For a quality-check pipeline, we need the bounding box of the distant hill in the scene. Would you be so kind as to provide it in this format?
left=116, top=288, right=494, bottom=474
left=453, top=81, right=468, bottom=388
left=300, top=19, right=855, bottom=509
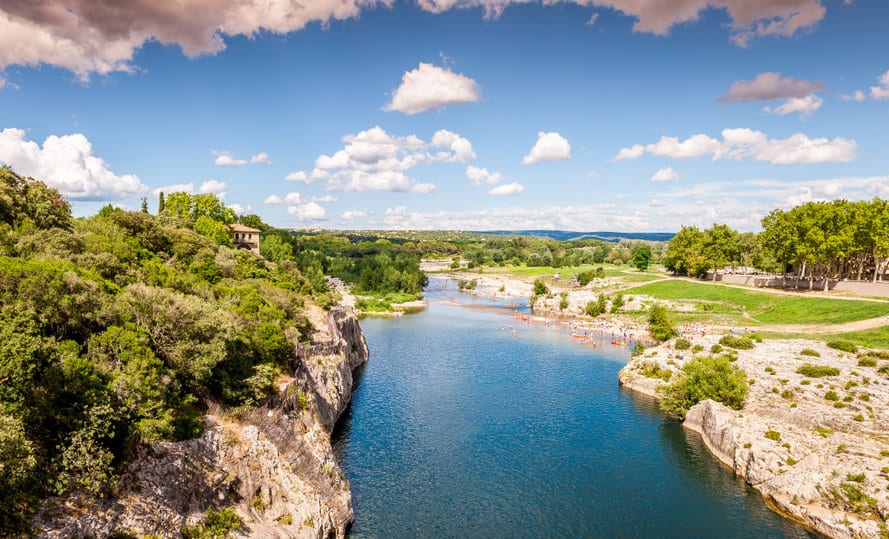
left=474, top=230, right=675, bottom=243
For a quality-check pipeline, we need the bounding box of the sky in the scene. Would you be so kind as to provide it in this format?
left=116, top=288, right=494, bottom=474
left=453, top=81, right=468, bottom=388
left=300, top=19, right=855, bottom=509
left=0, top=0, right=887, bottom=232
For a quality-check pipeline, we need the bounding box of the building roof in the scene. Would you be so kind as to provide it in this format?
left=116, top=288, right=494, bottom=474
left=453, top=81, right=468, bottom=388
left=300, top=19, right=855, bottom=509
left=229, top=224, right=261, bottom=233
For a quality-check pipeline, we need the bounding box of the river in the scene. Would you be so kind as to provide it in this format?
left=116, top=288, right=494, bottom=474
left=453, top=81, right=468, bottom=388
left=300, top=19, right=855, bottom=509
left=333, top=279, right=819, bottom=538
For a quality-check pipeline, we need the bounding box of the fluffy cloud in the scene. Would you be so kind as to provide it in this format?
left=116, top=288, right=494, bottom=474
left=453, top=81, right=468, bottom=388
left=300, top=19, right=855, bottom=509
left=488, top=182, right=524, bottom=196
left=213, top=151, right=246, bottom=167
left=615, top=128, right=857, bottom=165
left=227, top=203, right=251, bottom=215
left=614, top=144, right=644, bottom=161
left=522, top=131, right=571, bottom=164
left=466, top=165, right=502, bottom=185
left=842, top=90, right=867, bottom=102
left=384, top=62, right=481, bottom=115
left=0, top=127, right=146, bottom=199
left=267, top=191, right=327, bottom=220
left=341, top=209, right=370, bottom=221
left=250, top=152, right=271, bottom=165
left=417, top=1, right=826, bottom=45
left=286, top=125, right=473, bottom=193
left=0, top=0, right=390, bottom=80
left=311, top=194, right=338, bottom=203
left=199, top=179, right=226, bottom=197
left=651, top=167, right=680, bottom=182
left=720, top=72, right=824, bottom=102
left=0, top=0, right=831, bottom=79
left=870, top=70, right=889, bottom=100
left=153, top=183, right=194, bottom=195
left=763, top=95, right=823, bottom=117
left=288, top=201, right=326, bottom=220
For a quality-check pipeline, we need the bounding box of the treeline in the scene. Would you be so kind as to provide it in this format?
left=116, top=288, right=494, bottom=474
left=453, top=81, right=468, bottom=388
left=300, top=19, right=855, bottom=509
left=444, top=236, right=662, bottom=269
left=665, top=198, right=889, bottom=288
left=0, top=167, right=317, bottom=533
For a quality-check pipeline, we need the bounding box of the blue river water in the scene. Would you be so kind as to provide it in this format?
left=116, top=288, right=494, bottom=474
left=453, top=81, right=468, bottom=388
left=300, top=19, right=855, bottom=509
left=333, top=279, right=819, bottom=538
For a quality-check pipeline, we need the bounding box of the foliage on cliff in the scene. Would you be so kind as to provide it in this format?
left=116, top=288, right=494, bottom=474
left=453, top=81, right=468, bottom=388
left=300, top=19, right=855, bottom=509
left=658, top=355, right=749, bottom=419
left=0, top=167, right=315, bottom=533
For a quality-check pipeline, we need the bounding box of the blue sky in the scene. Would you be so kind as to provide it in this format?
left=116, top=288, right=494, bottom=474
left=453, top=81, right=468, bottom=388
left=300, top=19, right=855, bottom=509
left=1, top=0, right=887, bottom=231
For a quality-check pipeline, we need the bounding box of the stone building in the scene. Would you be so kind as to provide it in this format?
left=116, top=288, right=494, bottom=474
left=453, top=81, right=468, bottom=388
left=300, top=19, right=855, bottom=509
left=230, top=224, right=260, bottom=253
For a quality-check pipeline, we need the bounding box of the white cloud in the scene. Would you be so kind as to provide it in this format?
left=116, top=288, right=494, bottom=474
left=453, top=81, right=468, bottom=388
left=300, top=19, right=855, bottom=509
left=585, top=170, right=599, bottom=178
left=649, top=198, right=667, bottom=207
left=522, top=131, right=571, bottom=164
left=288, top=201, right=326, bottom=220
left=417, top=1, right=826, bottom=46
left=870, top=69, right=889, bottom=100
left=488, top=182, right=524, bottom=196
left=586, top=13, right=599, bottom=25
left=199, top=179, right=226, bottom=197
left=0, top=0, right=829, bottom=80
left=651, top=167, right=680, bottom=182
left=615, top=128, right=857, bottom=165
left=265, top=192, right=302, bottom=205
left=841, top=90, right=867, bottom=102
left=341, top=210, right=370, bottom=221
left=384, top=62, right=481, bottom=115
left=213, top=151, right=246, bottom=167
left=763, top=94, right=823, bottom=117
left=288, top=125, right=473, bottom=193
left=311, top=195, right=338, bottom=203
left=466, top=165, right=503, bottom=185
left=250, top=152, right=271, bottom=165
left=720, top=72, right=824, bottom=101
left=614, top=144, right=644, bottom=161
left=0, top=127, right=147, bottom=199
left=227, top=203, right=251, bottom=215
left=646, top=134, right=722, bottom=159
left=153, top=183, right=195, bottom=195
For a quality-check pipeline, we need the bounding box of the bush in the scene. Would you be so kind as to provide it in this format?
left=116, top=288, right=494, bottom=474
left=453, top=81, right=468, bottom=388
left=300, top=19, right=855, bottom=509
left=533, top=279, right=548, bottom=295
left=710, top=344, right=723, bottom=353
left=800, top=348, right=821, bottom=357
left=692, top=344, right=704, bottom=353
left=181, top=508, right=242, bottom=539
left=638, top=361, right=672, bottom=381
left=858, top=356, right=877, bottom=367
left=658, top=355, right=749, bottom=419
left=719, top=334, right=755, bottom=350
left=674, top=338, right=691, bottom=351
left=765, top=430, right=781, bottom=441
left=827, top=339, right=859, bottom=353
left=796, top=364, right=841, bottom=378
left=647, top=303, right=676, bottom=342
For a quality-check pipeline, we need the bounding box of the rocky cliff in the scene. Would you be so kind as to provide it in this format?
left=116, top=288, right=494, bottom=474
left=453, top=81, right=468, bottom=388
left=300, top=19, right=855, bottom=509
left=34, top=305, right=368, bottom=538
left=620, top=334, right=889, bottom=539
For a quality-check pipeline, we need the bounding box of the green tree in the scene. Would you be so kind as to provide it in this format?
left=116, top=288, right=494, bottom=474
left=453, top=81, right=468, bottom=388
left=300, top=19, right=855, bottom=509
left=647, top=303, right=676, bottom=342
left=194, top=215, right=233, bottom=246
left=659, top=355, right=749, bottom=419
left=260, top=234, right=294, bottom=263
left=664, top=225, right=704, bottom=276
left=702, top=224, right=738, bottom=280
left=157, top=191, right=166, bottom=214
left=631, top=244, right=652, bottom=271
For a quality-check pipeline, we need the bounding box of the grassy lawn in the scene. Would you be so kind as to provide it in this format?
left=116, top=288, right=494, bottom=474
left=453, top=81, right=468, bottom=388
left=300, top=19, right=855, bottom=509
left=619, top=272, right=665, bottom=283
left=630, top=279, right=889, bottom=325
left=837, top=326, right=889, bottom=350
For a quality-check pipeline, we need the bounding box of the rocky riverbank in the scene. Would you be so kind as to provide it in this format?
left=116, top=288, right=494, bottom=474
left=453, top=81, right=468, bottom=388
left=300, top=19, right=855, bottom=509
left=620, top=335, right=889, bottom=539
left=34, top=305, right=368, bottom=539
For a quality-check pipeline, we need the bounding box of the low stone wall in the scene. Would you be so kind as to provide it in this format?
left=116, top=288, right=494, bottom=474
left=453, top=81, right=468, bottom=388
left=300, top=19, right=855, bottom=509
left=709, top=273, right=889, bottom=297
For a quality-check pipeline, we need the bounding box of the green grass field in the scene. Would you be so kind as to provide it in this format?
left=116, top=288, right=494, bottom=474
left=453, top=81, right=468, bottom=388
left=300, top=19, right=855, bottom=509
left=629, top=280, right=889, bottom=325
left=837, top=326, right=889, bottom=349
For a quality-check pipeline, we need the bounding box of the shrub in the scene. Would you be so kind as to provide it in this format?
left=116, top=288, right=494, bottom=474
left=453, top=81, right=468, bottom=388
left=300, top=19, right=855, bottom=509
left=719, top=334, right=755, bottom=349
left=692, top=344, right=704, bottom=353
left=858, top=356, right=878, bottom=367
left=638, top=361, right=672, bottom=381
left=824, top=390, right=839, bottom=401
left=647, top=303, right=676, bottom=342
left=800, top=348, right=821, bottom=357
left=765, top=430, right=781, bottom=441
left=631, top=342, right=646, bottom=357
left=533, top=279, right=548, bottom=295
left=796, top=364, right=840, bottom=378
left=181, top=508, right=242, bottom=539
left=674, top=338, right=691, bottom=351
left=827, top=339, right=858, bottom=353
left=781, top=389, right=794, bottom=400
left=710, top=344, right=723, bottom=353
left=658, top=355, right=749, bottom=419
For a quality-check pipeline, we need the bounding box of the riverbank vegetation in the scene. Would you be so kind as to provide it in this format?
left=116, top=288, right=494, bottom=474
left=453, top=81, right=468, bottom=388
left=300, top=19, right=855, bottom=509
left=658, top=355, right=750, bottom=419
left=0, top=167, right=319, bottom=533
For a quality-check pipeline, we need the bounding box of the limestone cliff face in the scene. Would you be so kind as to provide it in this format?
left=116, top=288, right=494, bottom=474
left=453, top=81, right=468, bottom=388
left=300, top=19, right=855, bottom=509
left=34, top=306, right=368, bottom=539
left=620, top=335, right=889, bottom=539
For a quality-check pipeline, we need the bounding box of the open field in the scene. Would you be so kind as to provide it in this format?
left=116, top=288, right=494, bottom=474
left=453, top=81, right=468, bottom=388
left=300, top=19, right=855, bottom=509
left=629, top=280, right=889, bottom=325
left=837, top=326, right=889, bottom=349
